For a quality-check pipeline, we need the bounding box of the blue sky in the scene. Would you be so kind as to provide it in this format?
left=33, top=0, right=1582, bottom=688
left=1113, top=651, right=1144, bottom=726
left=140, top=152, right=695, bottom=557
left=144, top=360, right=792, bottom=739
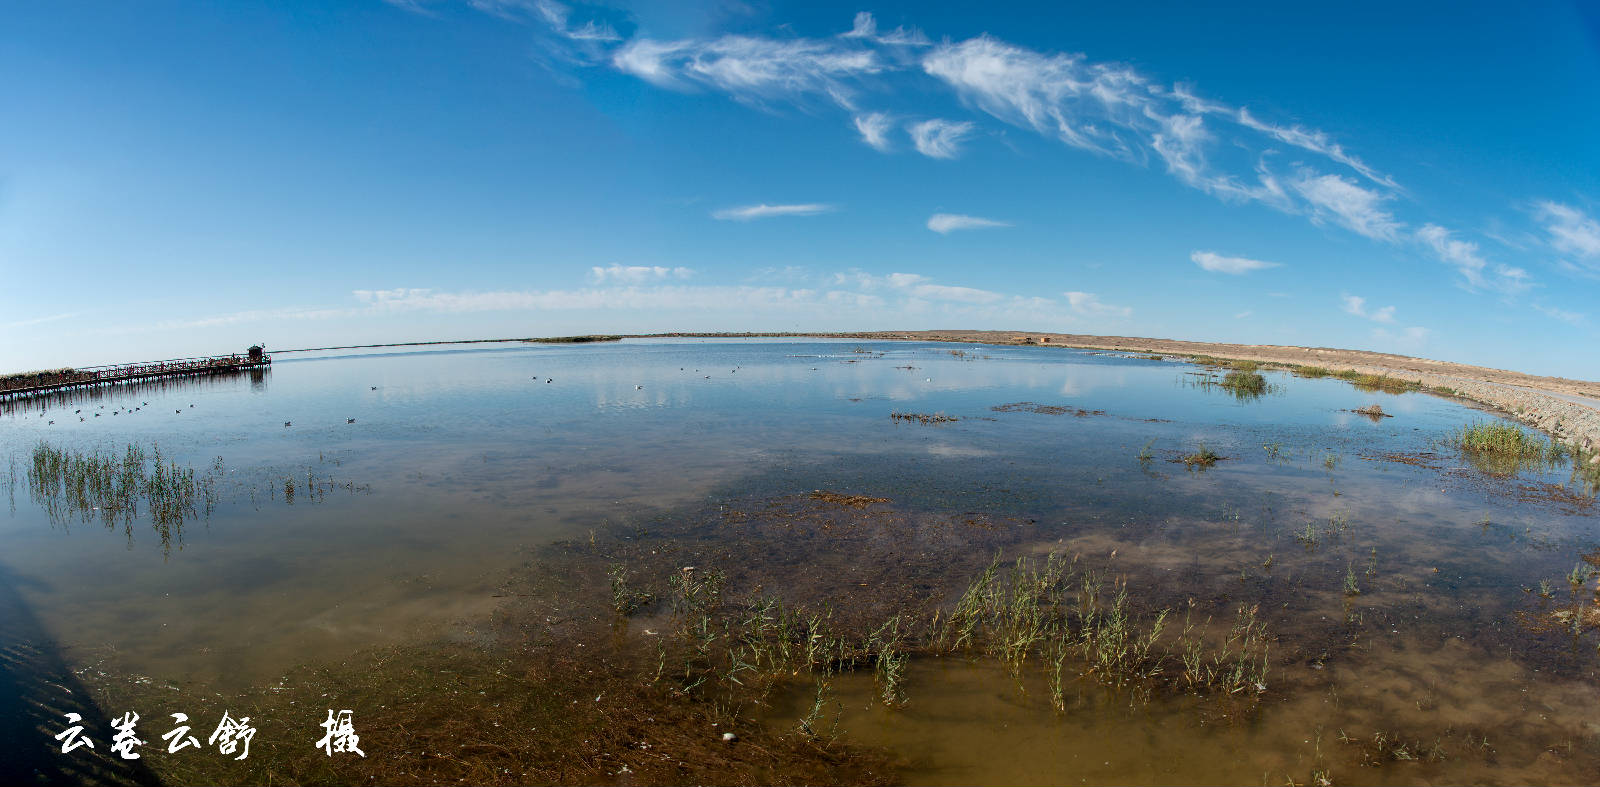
left=2, top=1, right=1598, bottom=376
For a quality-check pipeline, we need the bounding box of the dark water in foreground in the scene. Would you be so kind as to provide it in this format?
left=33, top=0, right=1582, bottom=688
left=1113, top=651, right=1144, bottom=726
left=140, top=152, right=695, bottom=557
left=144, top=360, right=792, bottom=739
left=2, top=339, right=1597, bottom=784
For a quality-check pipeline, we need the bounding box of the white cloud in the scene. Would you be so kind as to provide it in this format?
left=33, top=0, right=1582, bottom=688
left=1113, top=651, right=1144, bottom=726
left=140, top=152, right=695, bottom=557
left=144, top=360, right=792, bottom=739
left=1190, top=250, right=1280, bottom=275
left=908, top=119, right=975, bottom=159
left=1535, top=201, right=1600, bottom=272
left=1416, top=223, right=1487, bottom=287
left=711, top=203, right=834, bottom=220
left=853, top=112, right=894, bottom=152
left=1415, top=224, right=1531, bottom=294
left=611, top=34, right=880, bottom=108
left=830, top=270, right=1007, bottom=304
left=1533, top=303, right=1585, bottom=326
left=927, top=213, right=1010, bottom=234
left=1235, top=108, right=1397, bottom=190
left=589, top=264, right=693, bottom=284
left=1340, top=293, right=1396, bottom=324
left=1233, top=310, right=1252, bottom=319
left=3, top=311, right=81, bottom=330
left=432, top=8, right=1579, bottom=310
left=842, top=11, right=876, bottom=39
left=1292, top=172, right=1402, bottom=242
left=840, top=12, right=930, bottom=47
left=923, top=36, right=1142, bottom=158
left=1064, top=291, right=1132, bottom=318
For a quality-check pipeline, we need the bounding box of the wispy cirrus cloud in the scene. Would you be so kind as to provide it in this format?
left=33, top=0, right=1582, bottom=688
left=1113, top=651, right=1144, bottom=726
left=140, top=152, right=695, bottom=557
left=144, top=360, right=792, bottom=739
left=589, top=264, right=693, bottom=284
left=1292, top=172, right=1401, bottom=242
left=852, top=112, right=894, bottom=152
left=421, top=6, right=1570, bottom=306
left=1415, top=223, right=1530, bottom=294
left=611, top=34, right=880, bottom=109
left=1535, top=201, right=1600, bottom=274
left=927, top=213, right=1010, bottom=234
left=3, top=311, right=81, bottom=330
left=840, top=11, right=930, bottom=47
left=908, top=119, right=975, bottom=159
left=1533, top=303, right=1585, bottom=326
left=1190, top=250, right=1280, bottom=275
left=711, top=203, right=834, bottom=221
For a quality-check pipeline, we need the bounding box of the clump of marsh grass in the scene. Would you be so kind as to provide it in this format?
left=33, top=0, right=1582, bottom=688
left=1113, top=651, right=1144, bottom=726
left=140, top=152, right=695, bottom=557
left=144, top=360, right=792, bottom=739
left=1293, top=365, right=1331, bottom=378
left=1352, top=404, right=1392, bottom=420
left=1568, top=563, right=1594, bottom=589
left=1136, top=439, right=1155, bottom=465
left=27, top=441, right=223, bottom=554
left=1453, top=421, right=1566, bottom=476
left=936, top=554, right=1268, bottom=701
left=1346, top=373, right=1421, bottom=394
left=1220, top=371, right=1267, bottom=396
left=889, top=411, right=959, bottom=425
left=1344, top=564, right=1361, bottom=596
left=1177, top=444, right=1224, bottom=470
left=608, top=563, right=653, bottom=615
left=643, top=551, right=1272, bottom=719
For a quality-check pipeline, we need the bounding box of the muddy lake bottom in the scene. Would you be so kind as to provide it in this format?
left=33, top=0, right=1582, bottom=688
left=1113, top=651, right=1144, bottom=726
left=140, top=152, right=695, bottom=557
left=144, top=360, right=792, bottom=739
left=2, top=339, right=1598, bottom=785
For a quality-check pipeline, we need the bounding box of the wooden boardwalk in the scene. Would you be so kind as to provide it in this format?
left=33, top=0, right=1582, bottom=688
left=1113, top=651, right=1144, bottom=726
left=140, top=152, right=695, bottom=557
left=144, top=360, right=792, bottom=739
left=0, top=351, right=270, bottom=399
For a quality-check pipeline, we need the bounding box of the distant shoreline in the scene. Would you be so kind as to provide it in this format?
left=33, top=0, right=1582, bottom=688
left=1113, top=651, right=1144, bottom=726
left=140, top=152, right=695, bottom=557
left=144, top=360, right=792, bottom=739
left=15, top=330, right=1599, bottom=457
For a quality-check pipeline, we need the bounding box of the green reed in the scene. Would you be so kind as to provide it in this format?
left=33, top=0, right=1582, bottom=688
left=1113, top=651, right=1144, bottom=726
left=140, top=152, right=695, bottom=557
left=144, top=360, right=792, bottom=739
left=27, top=440, right=222, bottom=555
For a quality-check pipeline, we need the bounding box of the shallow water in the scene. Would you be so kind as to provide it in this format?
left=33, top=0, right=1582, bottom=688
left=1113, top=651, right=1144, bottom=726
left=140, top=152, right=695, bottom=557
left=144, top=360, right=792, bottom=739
left=2, top=339, right=1597, bottom=782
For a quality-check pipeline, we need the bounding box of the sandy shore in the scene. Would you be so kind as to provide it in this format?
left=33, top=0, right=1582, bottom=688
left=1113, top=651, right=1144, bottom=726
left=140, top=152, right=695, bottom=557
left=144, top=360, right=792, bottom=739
left=644, top=330, right=1600, bottom=461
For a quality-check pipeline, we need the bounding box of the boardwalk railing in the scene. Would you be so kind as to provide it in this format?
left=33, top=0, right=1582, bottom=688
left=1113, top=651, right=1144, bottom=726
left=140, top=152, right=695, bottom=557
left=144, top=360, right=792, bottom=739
left=0, top=353, right=270, bottom=398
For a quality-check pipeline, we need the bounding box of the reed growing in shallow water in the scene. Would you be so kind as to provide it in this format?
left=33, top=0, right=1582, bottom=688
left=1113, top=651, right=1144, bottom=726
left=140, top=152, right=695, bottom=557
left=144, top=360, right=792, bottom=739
left=26, top=440, right=222, bottom=553
left=636, top=552, right=1270, bottom=719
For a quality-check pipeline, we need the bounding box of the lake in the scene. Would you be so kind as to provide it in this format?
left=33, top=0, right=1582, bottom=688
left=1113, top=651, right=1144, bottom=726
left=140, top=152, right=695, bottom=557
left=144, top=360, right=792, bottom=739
left=2, top=338, right=1597, bottom=785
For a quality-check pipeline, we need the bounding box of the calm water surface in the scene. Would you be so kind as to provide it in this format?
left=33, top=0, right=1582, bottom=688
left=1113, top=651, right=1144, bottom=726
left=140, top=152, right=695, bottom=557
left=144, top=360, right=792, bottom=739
left=2, top=338, right=1597, bottom=783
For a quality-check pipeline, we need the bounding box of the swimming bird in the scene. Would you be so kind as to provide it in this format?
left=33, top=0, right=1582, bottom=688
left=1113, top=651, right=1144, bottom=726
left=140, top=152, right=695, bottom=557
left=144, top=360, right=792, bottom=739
left=370, top=386, right=377, bottom=390
left=347, top=418, right=356, bottom=424
left=635, top=385, right=643, bottom=390
left=284, top=421, right=292, bottom=427
left=546, top=378, right=552, bottom=383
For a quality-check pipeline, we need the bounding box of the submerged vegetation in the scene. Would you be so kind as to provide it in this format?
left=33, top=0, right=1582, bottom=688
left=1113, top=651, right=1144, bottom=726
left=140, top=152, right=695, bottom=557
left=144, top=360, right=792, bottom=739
left=624, top=551, right=1272, bottom=726
left=889, top=411, right=959, bottom=425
